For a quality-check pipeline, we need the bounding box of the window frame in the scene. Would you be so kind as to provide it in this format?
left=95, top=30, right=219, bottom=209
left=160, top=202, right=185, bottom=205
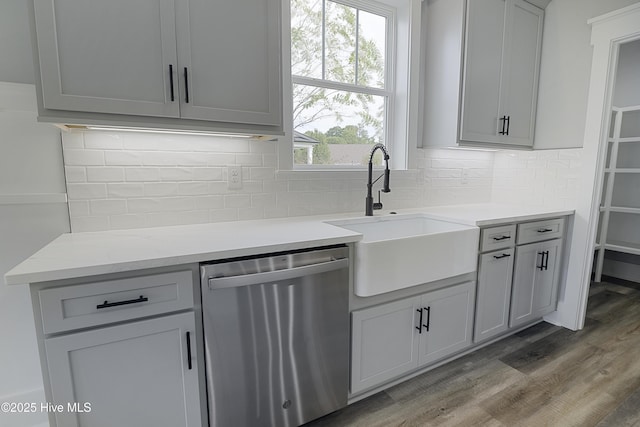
left=280, top=0, right=422, bottom=173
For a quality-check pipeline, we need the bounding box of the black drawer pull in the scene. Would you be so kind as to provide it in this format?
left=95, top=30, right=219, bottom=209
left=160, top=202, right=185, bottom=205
left=184, top=67, right=190, bottom=103
left=186, top=331, right=193, bottom=370
left=424, top=306, right=431, bottom=332
left=169, top=64, right=175, bottom=102
left=492, top=235, right=511, bottom=241
left=96, top=295, right=148, bottom=309
left=416, top=308, right=424, bottom=334
left=493, top=253, right=511, bottom=260
left=537, top=228, right=553, bottom=233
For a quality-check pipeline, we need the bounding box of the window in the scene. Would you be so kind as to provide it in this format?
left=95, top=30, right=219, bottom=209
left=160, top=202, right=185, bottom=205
left=290, top=0, right=394, bottom=167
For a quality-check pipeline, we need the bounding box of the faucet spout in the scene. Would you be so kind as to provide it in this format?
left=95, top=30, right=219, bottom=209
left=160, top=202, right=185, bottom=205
left=366, top=144, right=391, bottom=216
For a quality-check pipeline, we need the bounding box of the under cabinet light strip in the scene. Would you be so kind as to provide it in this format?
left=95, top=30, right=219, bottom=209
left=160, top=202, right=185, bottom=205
left=84, top=126, right=256, bottom=139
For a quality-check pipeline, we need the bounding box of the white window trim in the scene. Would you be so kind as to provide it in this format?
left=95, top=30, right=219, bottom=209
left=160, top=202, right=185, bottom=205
left=279, top=0, right=422, bottom=174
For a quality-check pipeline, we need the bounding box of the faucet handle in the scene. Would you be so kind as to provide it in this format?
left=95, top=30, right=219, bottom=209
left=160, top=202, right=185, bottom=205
left=373, top=190, right=383, bottom=210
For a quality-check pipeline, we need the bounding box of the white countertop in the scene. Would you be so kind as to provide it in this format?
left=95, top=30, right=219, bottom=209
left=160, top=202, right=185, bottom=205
left=4, top=203, right=574, bottom=285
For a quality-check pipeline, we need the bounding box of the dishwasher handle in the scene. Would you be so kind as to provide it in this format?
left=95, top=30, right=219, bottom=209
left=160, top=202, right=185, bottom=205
left=207, top=258, right=349, bottom=290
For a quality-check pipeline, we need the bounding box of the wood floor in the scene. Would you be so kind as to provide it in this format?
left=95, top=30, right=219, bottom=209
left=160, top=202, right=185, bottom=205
left=306, top=278, right=640, bottom=427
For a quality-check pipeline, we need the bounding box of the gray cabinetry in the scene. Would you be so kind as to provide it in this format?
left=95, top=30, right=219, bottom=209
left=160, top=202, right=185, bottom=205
left=423, top=0, right=544, bottom=148
left=45, top=312, right=202, bottom=427
left=31, top=0, right=282, bottom=133
left=34, top=269, right=204, bottom=427
left=510, top=238, right=562, bottom=327
left=474, top=248, right=514, bottom=342
left=417, top=283, right=475, bottom=366
left=351, top=282, right=474, bottom=394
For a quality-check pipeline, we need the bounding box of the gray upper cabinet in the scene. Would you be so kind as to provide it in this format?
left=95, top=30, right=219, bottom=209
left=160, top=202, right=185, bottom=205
left=423, top=0, right=544, bottom=149
left=31, top=0, right=282, bottom=134
left=33, top=0, right=180, bottom=118
left=175, top=0, right=281, bottom=126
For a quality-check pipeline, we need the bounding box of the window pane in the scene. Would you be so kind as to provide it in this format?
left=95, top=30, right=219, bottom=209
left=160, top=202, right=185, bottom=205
left=325, top=1, right=357, bottom=85
left=293, top=84, right=385, bottom=166
left=357, top=10, right=386, bottom=89
left=291, top=0, right=323, bottom=79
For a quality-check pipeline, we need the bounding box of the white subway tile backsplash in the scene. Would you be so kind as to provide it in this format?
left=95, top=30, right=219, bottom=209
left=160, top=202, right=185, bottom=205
left=224, top=194, right=251, bottom=209
left=68, top=201, right=89, bottom=217
left=178, top=182, right=209, bottom=195
left=62, top=133, right=84, bottom=149
left=147, top=210, right=209, bottom=227
left=125, top=168, right=160, bottom=182
left=209, top=208, right=239, bottom=223
left=109, top=214, right=147, bottom=230
left=86, top=167, right=125, bottom=182
left=194, top=195, right=224, bottom=210
left=62, top=131, right=503, bottom=231
left=67, top=183, right=107, bottom=200
left=105, top=151, right=145, bottom=166
left=84, top=132, right=124, bottom=150
left=65, top=166, right=87, bottom=183
left=192, top=168, right=224, bottom=181
left=64, top=149, right=104, bottom=166
left=236, top=153, right=263, bottom=166
left=144, top=183, right=179, bottom=197
left=158, top=167, right=194, bottom=181
left=107, top=183, right=145, bottom=198
left=90, top=199, right=127, bottom=215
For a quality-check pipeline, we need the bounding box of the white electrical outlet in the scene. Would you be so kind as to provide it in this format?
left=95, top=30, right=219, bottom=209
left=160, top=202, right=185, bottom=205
left=228, top=165, right=242, bottom=190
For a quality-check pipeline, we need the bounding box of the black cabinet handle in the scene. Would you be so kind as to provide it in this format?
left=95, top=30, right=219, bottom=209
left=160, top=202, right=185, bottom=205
left=499, top=115, right=507, bottom=135
left=424, top=307, right=431, bottom=332
left=416, top=308, right=423, bottom=334
left=186, top=331, right=193, bottom=370
left=537, top=251, right=549, bottom=271
left=169, top=64, right=175, bottom=102
left=505, top=116, right=510, bottom=136
left=537, top=228, right=553, bottom=233
left=492, top=235, right=510, bottom=241
left=493, top=253, right=511, bottom=260
left=184, top=67, right=190, bottom=103
left=96, top=295, right=148, bottom=309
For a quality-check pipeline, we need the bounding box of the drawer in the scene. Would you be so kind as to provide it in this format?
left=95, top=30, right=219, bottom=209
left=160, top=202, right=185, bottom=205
left=517, top=217, right=565, bottom=245
left=480, top=224, right=517, bottom=252
left=39, top=270, right=194, bottom=334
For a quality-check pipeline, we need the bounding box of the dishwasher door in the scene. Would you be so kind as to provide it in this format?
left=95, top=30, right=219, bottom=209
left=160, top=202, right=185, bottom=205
left=200, top=246, right=350, bottom=427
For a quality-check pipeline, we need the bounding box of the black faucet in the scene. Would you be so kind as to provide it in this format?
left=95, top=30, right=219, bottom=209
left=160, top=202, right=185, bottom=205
left=365, top=143, right=390, bottom=216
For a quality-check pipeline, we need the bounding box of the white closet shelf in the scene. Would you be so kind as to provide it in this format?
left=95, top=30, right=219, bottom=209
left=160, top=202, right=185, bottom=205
left=594, top=105, right=640, bottom=281
left=604, top=240, right=640, bottom=256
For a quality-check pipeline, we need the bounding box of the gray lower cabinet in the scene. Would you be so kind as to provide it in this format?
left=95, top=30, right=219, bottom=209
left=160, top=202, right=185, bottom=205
left=44, top=312, right=202, bottom=427
left=474, top=248, right=515, bottom=343
left=350, top=282, right=475, bottom=394
left=510, top=239, right=562, bottom=328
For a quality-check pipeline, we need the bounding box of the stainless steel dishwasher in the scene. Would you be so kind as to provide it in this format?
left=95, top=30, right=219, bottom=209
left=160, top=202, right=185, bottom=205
left=200, top=245, right=350, bottom=427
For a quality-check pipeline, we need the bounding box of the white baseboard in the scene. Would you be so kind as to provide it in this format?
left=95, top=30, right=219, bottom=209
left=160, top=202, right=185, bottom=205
left=0, top=388, right=49, bottom=427
left=603, top=259, right=640, bottom=283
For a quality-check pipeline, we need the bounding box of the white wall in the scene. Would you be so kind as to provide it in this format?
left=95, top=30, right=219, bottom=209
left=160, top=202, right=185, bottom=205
left=0, top=84, right=69, bottom=427
left=533, top=0, right=640, bottom=149
left=0, top=0, right=35, bottom=84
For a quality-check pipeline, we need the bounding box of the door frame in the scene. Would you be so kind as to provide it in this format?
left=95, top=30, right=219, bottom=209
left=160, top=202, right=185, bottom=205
left=545, top=3, right=640, bottom=330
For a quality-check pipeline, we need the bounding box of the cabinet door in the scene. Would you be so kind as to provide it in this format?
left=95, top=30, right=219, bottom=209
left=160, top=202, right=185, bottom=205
left=45, top=312, right=202, bottom=427
left=459, top=0, right=506, bottom=144
left=474, top=249, right=514, bottom=343
left=33, top=0, right=180, bottom=118
left=175, top=0, right=282, bottom=127
left=510, top=239, right=562, bottom=328
left=418, top=282, right=475, bottom=367
left=500, top=0, right=543, bottom=146
left=351, top=297, right=420, bottom=394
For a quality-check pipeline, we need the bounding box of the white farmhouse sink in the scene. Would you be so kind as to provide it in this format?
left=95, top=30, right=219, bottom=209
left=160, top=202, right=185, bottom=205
left=327, top=215, right=479, bottom=297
